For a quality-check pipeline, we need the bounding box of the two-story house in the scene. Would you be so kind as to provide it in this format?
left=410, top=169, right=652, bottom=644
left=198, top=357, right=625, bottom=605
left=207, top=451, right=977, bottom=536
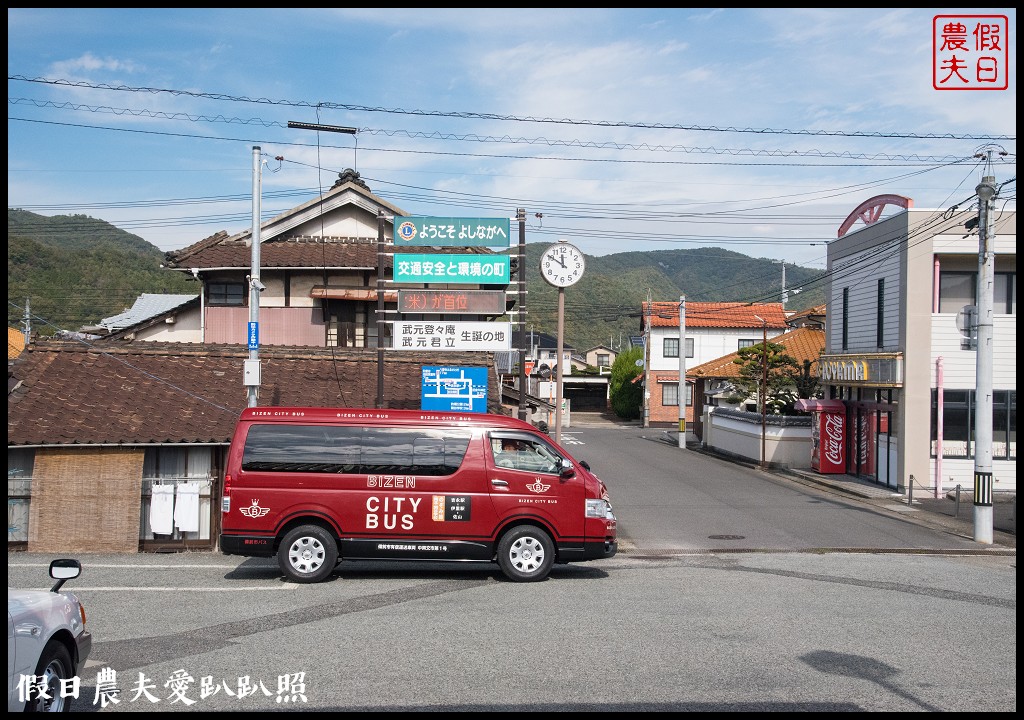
left=808, top=194, right=1015, bottom=494
left=641, top=301, right=788, bottom=430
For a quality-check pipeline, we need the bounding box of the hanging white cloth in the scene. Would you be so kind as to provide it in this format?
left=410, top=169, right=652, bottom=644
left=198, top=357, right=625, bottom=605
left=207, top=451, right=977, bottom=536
left=150, top=484, right=175, bottom=535
left=174, top=481, right=201, bottom=533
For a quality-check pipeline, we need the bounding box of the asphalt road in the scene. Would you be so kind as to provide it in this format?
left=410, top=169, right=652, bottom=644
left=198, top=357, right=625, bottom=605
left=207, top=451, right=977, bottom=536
left=7, top=419, right=1016, bottom=712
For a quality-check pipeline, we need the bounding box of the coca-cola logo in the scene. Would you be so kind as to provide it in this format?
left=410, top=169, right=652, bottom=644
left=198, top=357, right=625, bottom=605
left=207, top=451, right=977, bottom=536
left=824, top=413, right=844, bottom=466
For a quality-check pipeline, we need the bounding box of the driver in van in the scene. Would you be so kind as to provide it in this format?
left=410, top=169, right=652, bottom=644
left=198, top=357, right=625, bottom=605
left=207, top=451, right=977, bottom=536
left=494, top=438, right=525, bottom=469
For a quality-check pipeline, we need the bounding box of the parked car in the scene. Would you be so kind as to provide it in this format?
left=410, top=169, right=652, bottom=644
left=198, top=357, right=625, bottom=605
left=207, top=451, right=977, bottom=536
left=7, top=559, right=92, bottom=712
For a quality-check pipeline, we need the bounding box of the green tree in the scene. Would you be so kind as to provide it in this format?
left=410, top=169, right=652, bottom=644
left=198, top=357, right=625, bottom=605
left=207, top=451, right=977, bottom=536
left=609, top=346, right=644, bottom=419
left=730, top=341, right=801, bottom=415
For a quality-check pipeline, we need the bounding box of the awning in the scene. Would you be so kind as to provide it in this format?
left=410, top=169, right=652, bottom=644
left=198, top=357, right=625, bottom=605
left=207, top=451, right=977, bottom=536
left=310, top=286, right=398, bottom=301
left=794, top=399, right=846, bottom=412
left=654, top=373, right=695, bottom=384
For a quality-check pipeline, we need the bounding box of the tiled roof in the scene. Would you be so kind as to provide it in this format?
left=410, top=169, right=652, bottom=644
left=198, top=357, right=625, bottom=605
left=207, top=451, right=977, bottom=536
left=95, top=294, right=199, bottom=331
left=165, top=236, right=386, bottom=270
left=687, top=326, right=825, bottom=379
left=7, top=340, right=503, bottom=446
left=643, top=302, right=788, bottom=329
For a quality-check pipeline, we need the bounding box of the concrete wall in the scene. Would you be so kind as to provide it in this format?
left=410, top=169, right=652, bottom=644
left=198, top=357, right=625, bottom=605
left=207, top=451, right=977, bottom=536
left=702, top=407, right=813, bottom=469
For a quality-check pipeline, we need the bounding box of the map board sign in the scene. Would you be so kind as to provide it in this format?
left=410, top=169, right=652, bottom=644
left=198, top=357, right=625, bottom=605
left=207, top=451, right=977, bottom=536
left=421, top=365, right=488, bottom=413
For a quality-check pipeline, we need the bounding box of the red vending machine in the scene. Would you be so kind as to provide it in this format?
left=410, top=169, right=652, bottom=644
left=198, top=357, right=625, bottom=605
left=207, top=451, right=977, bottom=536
left=799, top=400, right=847, bottom=474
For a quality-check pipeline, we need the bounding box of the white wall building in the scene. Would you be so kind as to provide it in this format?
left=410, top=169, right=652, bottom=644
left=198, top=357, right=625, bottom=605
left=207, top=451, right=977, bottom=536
left=642, top=301, right=788, bottom=428
left=819, top=194, right=1015, bottom=494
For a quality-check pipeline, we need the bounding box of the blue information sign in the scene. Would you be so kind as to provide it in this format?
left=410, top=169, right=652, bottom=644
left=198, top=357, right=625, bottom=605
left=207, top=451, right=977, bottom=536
left=421, top=366, right=488, bottom=413
left=394, top=217, right=510, bottom=248
left=394, top=254, right=510, bottom=284
left=248, top=322, right=259, bottom=349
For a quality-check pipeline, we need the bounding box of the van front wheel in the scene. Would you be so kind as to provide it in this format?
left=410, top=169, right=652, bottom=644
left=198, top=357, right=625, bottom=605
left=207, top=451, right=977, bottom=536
left=497, top=525, right=554, bottom=582
left=278, top=525, right=338, bottom=583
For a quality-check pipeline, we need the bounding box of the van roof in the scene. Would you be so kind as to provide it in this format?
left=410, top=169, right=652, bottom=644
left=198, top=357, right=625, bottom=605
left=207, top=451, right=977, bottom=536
left=238, top=407, right=536, bottom=430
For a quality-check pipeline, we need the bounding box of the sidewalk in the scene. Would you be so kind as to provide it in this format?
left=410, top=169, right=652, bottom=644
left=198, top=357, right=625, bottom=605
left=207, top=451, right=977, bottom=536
left=781, top=466, right=1016, bottom=548
left=669, top=431, right=1016, bottom=549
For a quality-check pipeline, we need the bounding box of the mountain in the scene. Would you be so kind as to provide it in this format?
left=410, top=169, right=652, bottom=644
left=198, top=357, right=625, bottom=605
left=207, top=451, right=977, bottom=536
left=511, top=243, right=825, bottom=352
left=7, top=210, right=825, bottom=348
left=7, top=210, right=197, bottom=336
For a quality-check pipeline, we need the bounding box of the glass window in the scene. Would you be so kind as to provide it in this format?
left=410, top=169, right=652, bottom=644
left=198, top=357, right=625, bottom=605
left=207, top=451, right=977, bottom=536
left=8, top=448, right=34, bottom=544
left=141, top=447, right=214, bottom=542
left=842, top=287, right=849, bottom=350
left=938, top=272, right=975, bottom=314
left=685, top=338, right=694, bottom=358
left=931, top=389, right=1016, bottom=460
left=663, top=383, right=679, bottom=406
left=876, top=278, right=885, bottom=348
left=242, top=425, right=471, bottom=476
left=738, top=339, right=757, bottom=349
left=490, top=434, right=562, bottom=474
left=995, top=272, right=1016, bottom=314
left=663, top=338, right=679, bottom=358
left=208, top=283, right=245, bottom=306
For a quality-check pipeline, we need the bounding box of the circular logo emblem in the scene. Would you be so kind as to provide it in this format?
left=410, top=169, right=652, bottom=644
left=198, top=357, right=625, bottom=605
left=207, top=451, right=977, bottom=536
left=397, top=221, right=417, bottom=242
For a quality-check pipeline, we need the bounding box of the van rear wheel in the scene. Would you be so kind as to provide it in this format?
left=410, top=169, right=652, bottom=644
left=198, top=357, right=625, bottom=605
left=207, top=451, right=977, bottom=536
left=497, top=525, right=554, bottom=582
left=278, top=525, right=338, bottom=583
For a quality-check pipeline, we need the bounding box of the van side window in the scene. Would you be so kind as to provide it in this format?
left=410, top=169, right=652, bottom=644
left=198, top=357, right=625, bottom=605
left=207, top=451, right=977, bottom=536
left=490, top=436, right=561, bottom=474
left=242, top=425, right=471, bottom=476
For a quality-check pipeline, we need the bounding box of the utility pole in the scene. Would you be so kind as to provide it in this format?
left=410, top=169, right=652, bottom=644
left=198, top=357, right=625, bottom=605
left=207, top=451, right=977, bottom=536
left=754, top=314, right=768, bottom=469
left=781, top=261, right=788, bottom=309
left=517, top=208, right=527, bottom=421
left=23, top=298, right=31, bottom=345
left=642, top=289, right=651, bottom=428
left=973, top=154, right=997, bottom=544
left=677, top=295, right=687, bottom=449
left=246, top=146, right=262, bottom=408
left=377, top=210, right=386, bottom=409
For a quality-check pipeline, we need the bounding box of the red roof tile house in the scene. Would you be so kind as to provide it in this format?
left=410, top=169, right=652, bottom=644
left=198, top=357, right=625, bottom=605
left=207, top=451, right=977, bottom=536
left=641, top=301, right=788, bottom=429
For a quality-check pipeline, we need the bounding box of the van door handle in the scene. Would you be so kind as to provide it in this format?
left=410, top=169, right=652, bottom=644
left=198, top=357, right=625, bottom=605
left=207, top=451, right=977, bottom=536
left=491, top=479, right=509, bottom=487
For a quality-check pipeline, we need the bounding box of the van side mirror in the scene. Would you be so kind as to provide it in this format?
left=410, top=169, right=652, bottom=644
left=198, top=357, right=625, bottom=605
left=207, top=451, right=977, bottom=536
left=559, top=460, right=576, bottom=480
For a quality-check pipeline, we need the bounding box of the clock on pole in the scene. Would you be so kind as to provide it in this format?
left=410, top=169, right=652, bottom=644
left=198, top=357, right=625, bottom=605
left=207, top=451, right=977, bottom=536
left=539, top=241, right=585, bottom=288
left=539, top=240, right=585, bottom=446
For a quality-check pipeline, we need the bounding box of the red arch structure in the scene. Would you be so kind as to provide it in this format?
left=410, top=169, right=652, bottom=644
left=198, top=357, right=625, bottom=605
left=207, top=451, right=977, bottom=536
left=837, top=194, right=913, bottom=238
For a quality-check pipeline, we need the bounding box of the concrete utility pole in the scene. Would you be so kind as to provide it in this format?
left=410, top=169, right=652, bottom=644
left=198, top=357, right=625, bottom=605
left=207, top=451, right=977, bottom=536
left=377, top=210, right=386, bottom=409
left=517, top=208, right=528, bottom=421
left=973, top=155, right=997, bottom=544
left=678, top=295, right=687, bottom=449
left=753, top=314, right=768, bottom=469
left=246, top=146, right=262, bottom=408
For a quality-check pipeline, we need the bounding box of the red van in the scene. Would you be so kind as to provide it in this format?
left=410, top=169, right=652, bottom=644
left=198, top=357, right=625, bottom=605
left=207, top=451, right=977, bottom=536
left=219, top=408, right=617, bottom=583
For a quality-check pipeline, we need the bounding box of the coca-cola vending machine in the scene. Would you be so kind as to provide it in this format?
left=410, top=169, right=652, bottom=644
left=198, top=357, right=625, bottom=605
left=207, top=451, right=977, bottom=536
left=810, top=406, right=846, bottom=474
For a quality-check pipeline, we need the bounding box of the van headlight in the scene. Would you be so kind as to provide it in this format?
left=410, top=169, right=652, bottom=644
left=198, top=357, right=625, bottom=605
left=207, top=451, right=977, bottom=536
left=585, top=498, right=613, bottom=519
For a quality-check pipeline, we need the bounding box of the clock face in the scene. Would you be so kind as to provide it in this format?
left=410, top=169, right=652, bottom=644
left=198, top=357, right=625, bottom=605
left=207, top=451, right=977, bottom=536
left=539, top=243, right=586, bottom=287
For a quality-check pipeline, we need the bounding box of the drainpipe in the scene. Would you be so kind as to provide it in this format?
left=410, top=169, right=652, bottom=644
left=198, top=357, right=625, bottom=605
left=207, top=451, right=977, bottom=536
left=936, top=356, right=943, bottom=498
left=933, top=257, right=941, bottom=313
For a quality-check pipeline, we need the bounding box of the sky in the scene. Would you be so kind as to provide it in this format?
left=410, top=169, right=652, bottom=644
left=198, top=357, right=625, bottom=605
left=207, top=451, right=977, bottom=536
left=7, top=8, right=1017, bottom=271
